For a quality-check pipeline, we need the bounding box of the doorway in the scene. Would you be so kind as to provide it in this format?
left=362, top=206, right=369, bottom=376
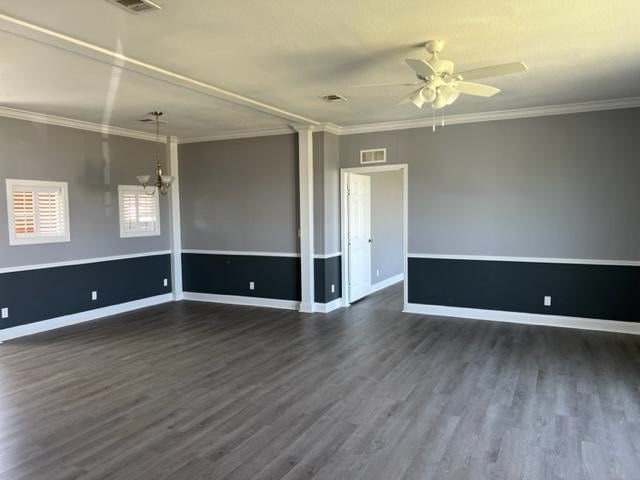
left=340, top=164, right=408, bottom=310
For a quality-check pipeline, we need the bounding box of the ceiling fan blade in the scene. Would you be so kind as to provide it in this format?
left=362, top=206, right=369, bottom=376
left=457, top=62, right=528, bottom=81
left=397, top=87, right=424, bottom=105
left=455, top=81, right=501, bottom=97
left=349, top=81, right=423, bottom=88
left=405, top=59, right=436, bottom=77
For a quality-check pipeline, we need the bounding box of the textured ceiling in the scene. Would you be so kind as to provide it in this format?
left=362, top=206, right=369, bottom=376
left=1, top=0, right=639, bottom=137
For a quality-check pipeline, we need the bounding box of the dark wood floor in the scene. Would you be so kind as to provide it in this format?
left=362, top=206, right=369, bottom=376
left=1, top=283, right=640, bottom=479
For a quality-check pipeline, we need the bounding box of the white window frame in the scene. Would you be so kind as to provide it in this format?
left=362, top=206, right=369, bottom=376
left=118, top=185, right=161, bottom=238
left=6, top=179, right=71, bottom=246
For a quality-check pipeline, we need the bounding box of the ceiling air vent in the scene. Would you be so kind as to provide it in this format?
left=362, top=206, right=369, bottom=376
left=138, top=117, right=167, bottom=124
left=321, top=94, right=347, bottom=103
left=360, top=148, right=386, bottom=164
left=107, top=0, right=162, bottom=13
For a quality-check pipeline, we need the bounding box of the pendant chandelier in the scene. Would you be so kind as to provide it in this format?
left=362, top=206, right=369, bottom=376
left=137, top=111, right=173, bottom=195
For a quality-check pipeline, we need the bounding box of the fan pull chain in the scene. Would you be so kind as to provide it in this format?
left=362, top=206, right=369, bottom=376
left=432, top=108, right=436, bottom=132
left=442, top=108, right=445, bottom=128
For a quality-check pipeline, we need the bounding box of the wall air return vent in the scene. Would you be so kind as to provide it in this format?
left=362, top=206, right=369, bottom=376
left=107, top=0, right=162, bottom=13
left=360, top=148, right=386, bottom=164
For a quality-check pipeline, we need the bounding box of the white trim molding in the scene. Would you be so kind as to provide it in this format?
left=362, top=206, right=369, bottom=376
left=182, top=249, right=300, bottom=258
left=179, top=127, right=295, bottom=144
left=0, top=13, right=318, bottom=126
left=314, top=252, right=342, bottom=259
left=404, top=303, right=640, bottom=336
left=314, top=298, right=343, bottom=313
left=183, top=292, right=299, bottom=310
left=0, top=294, right=172, bottom=342
left=341, top=164, right=409, bottom=310
left=292, top=124, right=315, bottom=313
left=408, top=253, right=640, bottom=267
left=336, top=97, right=640, bottom=136
left=178, top=97, right=640, bottom=143
left=0, top=106, right=162, bottom=143
left=369, top=273, right=404, bottom=295
left=0, top=250, right=172, bottom=274
left=167, top=136, right=183, bottom=300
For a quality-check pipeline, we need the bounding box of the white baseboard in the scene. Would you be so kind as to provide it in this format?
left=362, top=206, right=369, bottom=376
left=299, top=302, right=315, bottom=313
left=183, top=292, right=300, bottom=311
left=314, top=298, right=343, bottom=313
left=0, top=294, right=173, bottom=342
left=404, top=303, right=640, bottom=335
left=370, top=273, right=404, bottom=295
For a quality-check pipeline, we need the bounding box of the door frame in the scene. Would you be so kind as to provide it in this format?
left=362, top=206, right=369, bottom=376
left=340, top=164, right=408, bottom=310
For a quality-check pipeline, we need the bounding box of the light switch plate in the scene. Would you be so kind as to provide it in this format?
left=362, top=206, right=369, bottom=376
left=249, top=282, right=255, bottom=290
left=91, top=291, right=98, bottom=301
left=331, top=284, right=335, bottom=293
left=1, top=308, right=8, bottom=319
left=163, top=278, right=168, bottom=287
left=544, top=295, right=551, bottom=307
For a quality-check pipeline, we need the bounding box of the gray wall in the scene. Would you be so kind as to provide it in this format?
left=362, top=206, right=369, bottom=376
left=340, top=108, right=640, bottom=261
left=0, top=117, right=170, bottom=268
left=313, top=131, right=340, bottom=255
left=323, top=132, right=341, bottom=254
left=313, top=132, right=325, bottom=254
left=179, top=134, right=299, bottom=253
left=363, top=170, right=403, bottom=283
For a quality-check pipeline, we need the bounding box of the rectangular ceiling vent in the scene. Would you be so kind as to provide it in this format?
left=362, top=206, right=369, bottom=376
left=138, top=117, right=167, bottom=124
left=107, top=0, right=162, bottom=13
left=321, top=94, right=347, bottom=103
left=360, top=148, right=386, bottom=164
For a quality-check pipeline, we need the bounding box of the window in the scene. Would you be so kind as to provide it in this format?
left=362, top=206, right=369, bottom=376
left=118, top=185, right=160, bottom=238
left=6, top=179, right=70, bottom=246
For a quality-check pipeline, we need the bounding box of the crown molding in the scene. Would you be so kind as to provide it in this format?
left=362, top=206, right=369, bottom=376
left=317, top=122, right=343, bottom=135
left=179, top=123, right=343, bottom=144
left=178, top=127, right=295, bottom=144
left=0, top=12, right=319, bottom=126
left=336, top=97, right=640, bottom=135
left=176, top=97, right=640, bottom=144
left=0, top=106, right=164, bottom=142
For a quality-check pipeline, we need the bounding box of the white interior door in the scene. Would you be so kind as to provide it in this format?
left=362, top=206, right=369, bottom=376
left=347, top=173, right=372, bottom=302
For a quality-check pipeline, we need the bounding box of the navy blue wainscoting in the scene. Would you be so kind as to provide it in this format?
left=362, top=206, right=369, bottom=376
left=182, top=253, right=301, bottom=301
left=0, top=254, right=172, bottom=329
left=314, top=255, right=342, bottom=304
left=408, top=257, right=640, bottom=322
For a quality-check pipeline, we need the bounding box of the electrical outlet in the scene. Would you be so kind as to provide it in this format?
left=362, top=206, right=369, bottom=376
left=331, top=284, right=335, bottom=293
left=91, top=291, right=98, bottom=301
left=544, top=296, right=551, bottom=307
left=163, top=278, right=168, bottom=287
left=1, top=308, right=8, bottom=319
left=376, top=269, right=380, bottom=278
left=249, top=281, right=255, bottom=290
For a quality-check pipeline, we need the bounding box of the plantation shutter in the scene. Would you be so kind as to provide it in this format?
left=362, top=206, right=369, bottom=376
left=118, top=186, right=160, bottom=237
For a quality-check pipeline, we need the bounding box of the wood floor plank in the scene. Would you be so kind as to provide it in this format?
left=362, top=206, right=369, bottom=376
left=1, top=283, right=639, bottom=479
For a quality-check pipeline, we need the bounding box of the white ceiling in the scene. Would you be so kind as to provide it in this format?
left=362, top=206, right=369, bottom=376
left=1, top=0, right=640, bottom=138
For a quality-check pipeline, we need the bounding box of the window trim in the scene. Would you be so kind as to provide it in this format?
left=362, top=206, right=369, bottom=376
left=118, top=185, right=161, bottom=238
left=6, top=179, right=71, bottom=246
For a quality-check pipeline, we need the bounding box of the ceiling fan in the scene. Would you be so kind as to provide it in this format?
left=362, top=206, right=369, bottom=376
left=352, top=40, right=528, bottom=110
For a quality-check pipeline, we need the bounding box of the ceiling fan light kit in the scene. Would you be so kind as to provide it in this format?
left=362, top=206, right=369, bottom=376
left=351, top=39, right=528, bottom=125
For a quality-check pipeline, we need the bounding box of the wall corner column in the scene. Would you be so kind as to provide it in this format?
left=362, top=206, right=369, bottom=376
left=167, top=135, right=183, bottom=300
left=292, top=124, right=315, bottom=313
